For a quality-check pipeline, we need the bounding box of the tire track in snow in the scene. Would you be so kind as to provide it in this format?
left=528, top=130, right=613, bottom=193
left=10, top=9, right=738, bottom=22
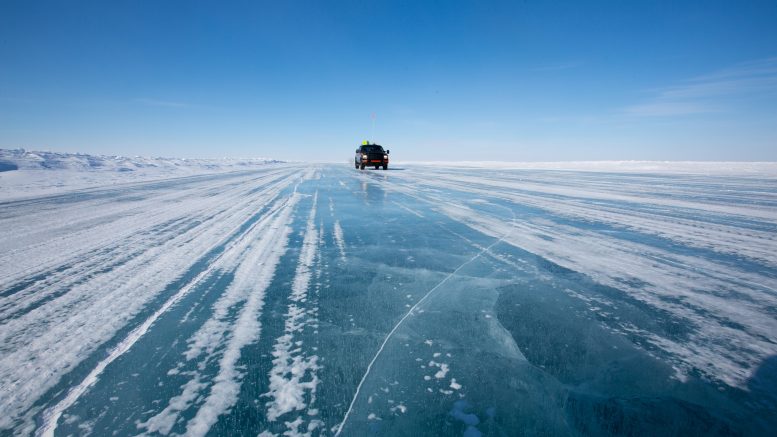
left=2, top=176, right=292, bottom=364
left=262, top=192, right=324, bottom=436
left=136, top=193, right=302, bottom=435
left=37, top=186, right=304, bottom=437
left=183, top=191, right=303, bottom=437
left=136, top=170, right=320, bottom=437
left=0, top=168, right=303, bottom=435
left=0, top=170, right=279, bottom=321
left=0, top=169, right=294, bottom=311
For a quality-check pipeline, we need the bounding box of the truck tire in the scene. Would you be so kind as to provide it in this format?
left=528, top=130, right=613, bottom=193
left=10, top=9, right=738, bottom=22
left=374, top=165, right=379, bottom=169
left=382, top=164, right=387, bottom=170
left=360, top=163, right=365, bottom=170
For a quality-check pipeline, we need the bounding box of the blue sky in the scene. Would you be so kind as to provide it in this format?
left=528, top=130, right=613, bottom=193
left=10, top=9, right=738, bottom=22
left=1, top=0, right=776, bottom=161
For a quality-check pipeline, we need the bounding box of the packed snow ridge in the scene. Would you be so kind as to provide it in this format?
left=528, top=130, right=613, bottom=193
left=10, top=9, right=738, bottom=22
left=0, top=148, right=283, bottom=201
left=0, top=148, right=280, bottom=172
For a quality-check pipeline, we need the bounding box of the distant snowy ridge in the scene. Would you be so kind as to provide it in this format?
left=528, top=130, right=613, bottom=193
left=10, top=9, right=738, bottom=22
left=0, top=148, right=280, bottom=172
left=401, top=160, right=777, bottom=176
left=0, top=148, right=283, bottom=201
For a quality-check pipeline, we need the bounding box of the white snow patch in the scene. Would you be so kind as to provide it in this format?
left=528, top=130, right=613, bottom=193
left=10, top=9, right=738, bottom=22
left=137, top=377, right=206, bottom=435
left=332, top=220, right=346, bottom=261
left=184, top=194, right=300, bottom=437
left=390, top=404, right=407, bottom=414
left=263, top=193, right=323, bottom=435
left=428, top=361, right=450, bottom=379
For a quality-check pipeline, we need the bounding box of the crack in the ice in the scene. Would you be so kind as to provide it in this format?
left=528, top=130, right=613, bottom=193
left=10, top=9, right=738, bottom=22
left=334, top=204, right=515, bottom=436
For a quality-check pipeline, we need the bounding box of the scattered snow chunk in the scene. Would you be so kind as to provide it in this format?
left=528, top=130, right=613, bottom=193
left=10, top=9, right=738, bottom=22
left=391, top=404, right=407, bottom=414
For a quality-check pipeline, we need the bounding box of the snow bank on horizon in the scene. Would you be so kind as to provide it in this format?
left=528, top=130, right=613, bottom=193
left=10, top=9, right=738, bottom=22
left=0, top=149, right=283, bottom=201
left=398, top=160, right=777, bottom=176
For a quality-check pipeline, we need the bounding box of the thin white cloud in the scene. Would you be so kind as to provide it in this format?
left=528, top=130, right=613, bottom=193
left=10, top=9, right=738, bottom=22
left=695, top=56, right=777, bottom=83
left=624, top=101, right=721, bottom=117
left=624, top=57, right=777, bottom=117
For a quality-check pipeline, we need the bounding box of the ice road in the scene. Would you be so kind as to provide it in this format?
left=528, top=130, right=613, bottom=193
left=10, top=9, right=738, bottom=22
left=1, top=163, right=776, bottom=436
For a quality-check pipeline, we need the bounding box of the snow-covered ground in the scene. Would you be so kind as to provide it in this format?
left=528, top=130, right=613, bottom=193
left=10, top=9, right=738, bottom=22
left=0, top=149, right=282, bottom=201
left=399, top=160, right=777, bottom=176
left=1, top=159, right=776, bottom=436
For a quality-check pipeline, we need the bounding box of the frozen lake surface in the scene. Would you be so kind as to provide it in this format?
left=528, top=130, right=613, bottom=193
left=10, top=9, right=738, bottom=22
left=1, top=163, right=776, bottom=436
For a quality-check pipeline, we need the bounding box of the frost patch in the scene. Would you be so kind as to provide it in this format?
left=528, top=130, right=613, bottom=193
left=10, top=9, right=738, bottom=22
left=428, top=361, right=449, bottom=379
left=333, top=220, right=346, bottom=261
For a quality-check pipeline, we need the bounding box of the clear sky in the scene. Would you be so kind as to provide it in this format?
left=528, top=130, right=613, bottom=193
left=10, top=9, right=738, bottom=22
left=1, top=0, right=776, bottom=161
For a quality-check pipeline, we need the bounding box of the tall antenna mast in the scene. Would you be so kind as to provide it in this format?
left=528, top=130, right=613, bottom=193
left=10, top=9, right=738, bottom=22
left=370, top=112, right=376, bottom=143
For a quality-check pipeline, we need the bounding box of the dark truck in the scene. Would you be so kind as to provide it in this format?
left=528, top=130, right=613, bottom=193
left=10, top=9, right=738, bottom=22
left=354, top=143, right=390, bottom=170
